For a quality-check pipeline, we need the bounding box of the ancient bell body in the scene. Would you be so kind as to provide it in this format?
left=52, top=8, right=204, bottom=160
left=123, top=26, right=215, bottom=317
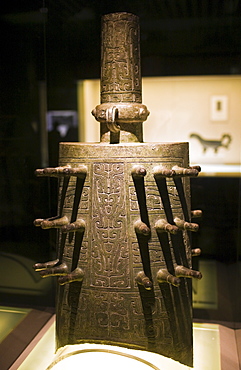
left=33, top=12, right=202, bottom=367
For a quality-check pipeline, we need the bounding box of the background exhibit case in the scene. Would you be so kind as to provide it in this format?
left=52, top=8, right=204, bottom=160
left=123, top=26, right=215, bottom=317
left=1, top=2, right=241, bottom=370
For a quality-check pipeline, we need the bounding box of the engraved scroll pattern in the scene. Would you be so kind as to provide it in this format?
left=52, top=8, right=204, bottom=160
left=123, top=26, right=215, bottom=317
left=77, top=291, right=131, bottom=339
left=101, top=15, right=141, bottom=103
left=91, top=163, right=130, bottom=288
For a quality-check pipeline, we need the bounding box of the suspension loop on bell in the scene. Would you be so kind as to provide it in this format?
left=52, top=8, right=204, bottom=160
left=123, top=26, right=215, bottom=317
left=106, top=106, right=120, bottom=133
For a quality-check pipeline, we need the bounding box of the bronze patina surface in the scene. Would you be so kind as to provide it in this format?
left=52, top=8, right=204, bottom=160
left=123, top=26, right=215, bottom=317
left=92, top=12, right=149, bottom=143
left=33, top=12, right=202, bottom=367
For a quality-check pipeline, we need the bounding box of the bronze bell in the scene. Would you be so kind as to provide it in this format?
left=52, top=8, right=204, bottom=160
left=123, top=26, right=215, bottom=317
left=33, top=12, right=202, bottom=367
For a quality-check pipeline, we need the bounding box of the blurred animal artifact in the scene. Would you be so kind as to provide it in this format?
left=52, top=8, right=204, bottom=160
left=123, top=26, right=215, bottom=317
left=190, top=133, right=232, bottom=153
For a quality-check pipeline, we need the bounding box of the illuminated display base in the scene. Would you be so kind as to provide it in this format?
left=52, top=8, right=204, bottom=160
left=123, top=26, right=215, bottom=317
left=13, top=319, right=240, bottom=370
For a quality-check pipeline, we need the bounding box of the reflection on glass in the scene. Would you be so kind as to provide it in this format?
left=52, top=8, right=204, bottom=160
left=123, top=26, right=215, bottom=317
left=0, top=306, right=30, bottom=343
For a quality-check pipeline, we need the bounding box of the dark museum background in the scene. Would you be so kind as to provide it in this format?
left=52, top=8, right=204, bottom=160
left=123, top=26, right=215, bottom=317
left=0, top=0, right=241, bottom=324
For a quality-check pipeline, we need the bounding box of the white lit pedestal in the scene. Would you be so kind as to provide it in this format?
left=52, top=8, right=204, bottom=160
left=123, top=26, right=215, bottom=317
left=14, top=318, right=238, bottom=370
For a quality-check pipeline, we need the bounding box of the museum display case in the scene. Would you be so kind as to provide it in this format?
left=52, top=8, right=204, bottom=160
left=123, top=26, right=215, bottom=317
left=0, top=2, right=241, bottom=369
